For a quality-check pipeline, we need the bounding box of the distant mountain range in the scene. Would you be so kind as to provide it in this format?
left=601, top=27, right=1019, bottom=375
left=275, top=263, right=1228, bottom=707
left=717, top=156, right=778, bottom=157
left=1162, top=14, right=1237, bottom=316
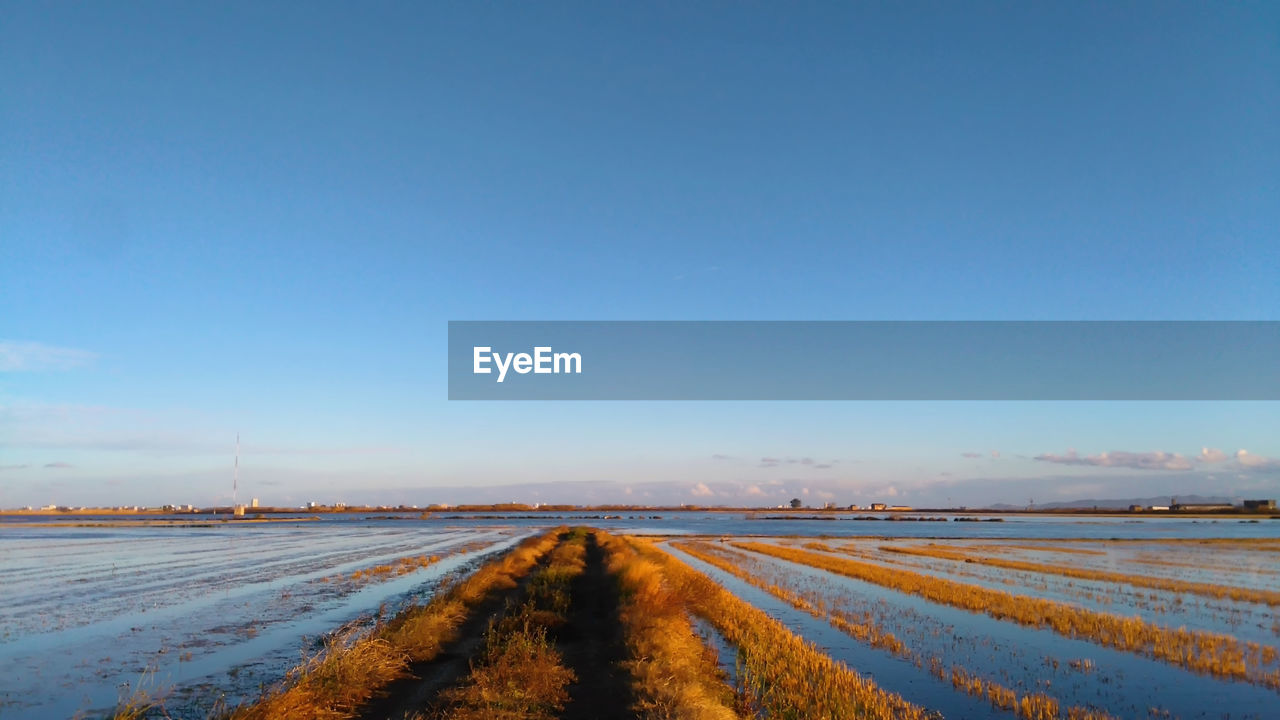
left=985, top=494, right=1234, bottom=510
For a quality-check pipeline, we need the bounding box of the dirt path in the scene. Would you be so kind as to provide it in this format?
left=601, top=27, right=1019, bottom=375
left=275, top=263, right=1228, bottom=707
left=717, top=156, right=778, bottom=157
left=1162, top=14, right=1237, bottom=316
left=554, top=532, right=635, bottom=720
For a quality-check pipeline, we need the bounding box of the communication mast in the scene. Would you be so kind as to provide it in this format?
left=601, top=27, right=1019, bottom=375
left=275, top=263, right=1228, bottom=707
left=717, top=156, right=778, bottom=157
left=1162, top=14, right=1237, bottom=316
left=232, top=433, right=244, bottom=516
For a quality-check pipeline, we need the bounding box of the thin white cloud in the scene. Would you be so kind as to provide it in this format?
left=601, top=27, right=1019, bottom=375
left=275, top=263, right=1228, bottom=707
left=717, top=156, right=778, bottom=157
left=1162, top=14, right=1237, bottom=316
left=247, top=444, right=403, bottom=457
left=0, top=341, right=97, bottom=371
left=1034, top=449, right=1193, bottom=471
left=758, top=455, right=835, bottom=469
left=1034, top=446, right=1274, bottom=473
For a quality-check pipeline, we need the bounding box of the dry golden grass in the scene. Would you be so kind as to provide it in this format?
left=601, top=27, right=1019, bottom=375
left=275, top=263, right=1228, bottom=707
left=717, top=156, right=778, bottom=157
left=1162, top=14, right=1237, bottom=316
left=880, top=543, right=1280, bottom=607
left=439, top=531, right=586, bottom=720
left=596, top=532, right=740, bottom=720
left=102, top=670, right=175, bottom=720
left=734, top=541, right=1280, bottom=689
left=228, top=528, right=565, bottom=720
left=235, top=628, right=411, bottom=720
left=442, top=614, right=574, bottom=720
left=631, top=539, right=936, bottom=720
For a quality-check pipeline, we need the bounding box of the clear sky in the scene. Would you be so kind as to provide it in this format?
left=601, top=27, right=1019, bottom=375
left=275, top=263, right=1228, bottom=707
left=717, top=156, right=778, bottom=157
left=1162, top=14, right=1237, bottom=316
left=2, top=2, right=1277, bottom=508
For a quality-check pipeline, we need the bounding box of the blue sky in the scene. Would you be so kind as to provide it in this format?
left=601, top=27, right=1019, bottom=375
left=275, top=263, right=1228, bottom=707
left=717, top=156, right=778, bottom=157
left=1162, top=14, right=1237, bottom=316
left=2, top=2, right=1277, bottom=507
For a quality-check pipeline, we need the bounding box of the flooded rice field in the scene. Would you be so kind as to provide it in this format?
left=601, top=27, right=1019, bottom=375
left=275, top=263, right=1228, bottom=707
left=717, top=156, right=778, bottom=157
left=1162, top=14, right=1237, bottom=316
left=0, top=520, right=529, bottom=718
left=2, top=512, right=1278, bottom=718
left=669, top=533, right=1280, bottom=719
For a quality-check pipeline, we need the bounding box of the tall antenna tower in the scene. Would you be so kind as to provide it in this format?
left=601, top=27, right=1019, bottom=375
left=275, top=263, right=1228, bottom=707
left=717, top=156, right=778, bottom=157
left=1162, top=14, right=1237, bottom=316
left=234, top=433, right=239, bottom=510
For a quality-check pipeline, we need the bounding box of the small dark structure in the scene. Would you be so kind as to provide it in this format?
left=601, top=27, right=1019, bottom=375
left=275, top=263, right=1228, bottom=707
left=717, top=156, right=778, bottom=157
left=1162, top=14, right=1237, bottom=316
left=1243, top=499, right=1277, bottom=511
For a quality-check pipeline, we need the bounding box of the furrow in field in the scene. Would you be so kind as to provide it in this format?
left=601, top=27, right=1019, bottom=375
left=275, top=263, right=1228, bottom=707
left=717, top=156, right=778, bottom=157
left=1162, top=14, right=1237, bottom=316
left=0, top=532, right=509, bottom=654
left=880, top=543, right=1280, bottom=606
left=677, top=540, right=1118, bottom=720
left=0, top=528, right=424, bottom=594
left=824, top=543, right=1280, bottom=646
left=732, top=541, right=1280, bottom=690
left=697, top=540, right=1280, bottom=719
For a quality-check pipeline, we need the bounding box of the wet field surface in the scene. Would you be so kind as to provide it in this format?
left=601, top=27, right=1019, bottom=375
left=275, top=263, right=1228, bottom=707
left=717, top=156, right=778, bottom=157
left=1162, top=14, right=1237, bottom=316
left=0, top=521, right=528, bottom=717
left=3, top=512, right=1278, bottom=718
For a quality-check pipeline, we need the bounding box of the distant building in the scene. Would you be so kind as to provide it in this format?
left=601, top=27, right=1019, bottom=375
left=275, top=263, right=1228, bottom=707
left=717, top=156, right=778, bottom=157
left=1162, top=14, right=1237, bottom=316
left=1128, top=505, right=1144, bottom=512
left=870, top=503, right=887, bottom=511
left=847, top=504, right=860, bottom=511
left=1243, top=499, right=1276, bottom=511
left=251, top=497, right=259, bottom=508
left=888, top=505, right=913, bottom=511
left=1171, top=502, right=1233, bottom=512
left=1149, top=505, right=1169, bottom=511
